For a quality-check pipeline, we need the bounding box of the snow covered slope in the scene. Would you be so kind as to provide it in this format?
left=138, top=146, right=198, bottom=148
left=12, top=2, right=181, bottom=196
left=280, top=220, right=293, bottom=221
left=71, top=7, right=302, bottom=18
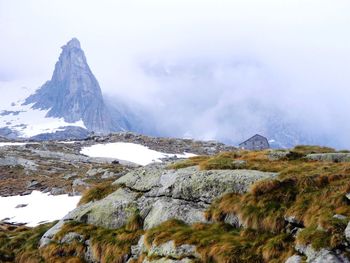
left=81, top=142, right=196, bottom=166
left=0, top=103, right=86, bottom=137
left=0, top=191, right=80, bottom=227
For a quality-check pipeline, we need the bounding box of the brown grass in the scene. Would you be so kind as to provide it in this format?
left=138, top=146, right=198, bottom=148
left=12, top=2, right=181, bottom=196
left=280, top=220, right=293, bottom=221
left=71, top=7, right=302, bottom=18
left=78, top=181, right=120, bottom=205
left=48, top=220, right=144, bottom=263
left=144, top=219, right=294, bottom=263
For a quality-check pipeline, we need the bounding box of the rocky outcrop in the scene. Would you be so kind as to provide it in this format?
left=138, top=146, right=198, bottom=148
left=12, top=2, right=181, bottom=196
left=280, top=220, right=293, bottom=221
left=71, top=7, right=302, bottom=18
left=0, top=156, right=37, bottom=170
left=295, top=244, right=350, bottom=263
left=285, top=255, right=303, bottom=263
left=30, top=126, right=90, bottom=141
left=306, top=153, right=350, bottom=163
left=86, top=132, right=237, bottom=155
left=127, top=235, right=199, bottom=263
left=41, top=164, right=277, bottom=246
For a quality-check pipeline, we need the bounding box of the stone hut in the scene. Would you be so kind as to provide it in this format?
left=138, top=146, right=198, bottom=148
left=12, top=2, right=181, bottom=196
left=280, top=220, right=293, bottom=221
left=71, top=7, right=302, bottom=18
left=239, top=134, right=270, bottom=150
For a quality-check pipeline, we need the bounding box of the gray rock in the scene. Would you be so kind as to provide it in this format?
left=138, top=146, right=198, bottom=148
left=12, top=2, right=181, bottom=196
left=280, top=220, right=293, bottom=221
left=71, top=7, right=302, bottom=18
left=129, top=235, right=147, bottom=260
left=42, top=165, right=277, bottom=247
left=27, top=180, right=40, bottom=188
left=285, top=255, right=302, bottom=263
left=285, top=215, right=304, bottom=226
left=40, top=219, right=66, bottom=247
left=346, top=193, right=350, bottom=201
left=15, top=204, right=28, bottom=208
left=268, top=150, right=290, bottom=161
left=60, top=232, right=84, bottom=244
left=50, top=187, right=66, bottom=195
left=295, top=244, right=349, bottom=263
left=0, top=156, right=37, bottom=170
left=72, top=178, right=88, bottom=187
left=115, top=164, right=166, bottom=192
left=333, top=214, right=347, bottom=220
left=306, top=153, right=350, bottom=163
left=116, top=165, right=278, bottom=204
left=101, top=171, right=117, bottom=179
left=231, top=160, right=246, bottom=168
left=63, top=173, right=77, bottom=180
left=224, top=213, right=241, bottom=228
left=86, top=168, right=106, bottom=177
left=147, top=240, right=199, bottom=259
left=143, top=198, right=208, bottom=229
left=345, top=221, right=350, bottom=242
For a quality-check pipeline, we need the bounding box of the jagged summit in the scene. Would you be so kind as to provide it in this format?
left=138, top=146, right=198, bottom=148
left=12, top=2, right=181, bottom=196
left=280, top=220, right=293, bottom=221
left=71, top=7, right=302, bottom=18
left=23, top=38, right=128, bottom=133
left=65, top=37, right=81, bottom=49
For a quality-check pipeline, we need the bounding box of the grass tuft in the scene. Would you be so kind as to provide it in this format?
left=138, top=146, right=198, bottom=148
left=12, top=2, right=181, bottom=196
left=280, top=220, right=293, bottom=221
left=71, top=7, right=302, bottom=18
left=78, top=181, right=120, bottom=206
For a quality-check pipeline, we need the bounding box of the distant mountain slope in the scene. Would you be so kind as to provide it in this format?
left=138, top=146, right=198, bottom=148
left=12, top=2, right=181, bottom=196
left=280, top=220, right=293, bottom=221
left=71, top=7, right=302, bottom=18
left=0, top=38, right=132, bottom=139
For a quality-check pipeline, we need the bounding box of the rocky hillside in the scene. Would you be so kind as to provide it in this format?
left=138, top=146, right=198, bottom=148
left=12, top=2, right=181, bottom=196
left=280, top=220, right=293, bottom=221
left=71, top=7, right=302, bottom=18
left=2, top=143, right=350, bottom=262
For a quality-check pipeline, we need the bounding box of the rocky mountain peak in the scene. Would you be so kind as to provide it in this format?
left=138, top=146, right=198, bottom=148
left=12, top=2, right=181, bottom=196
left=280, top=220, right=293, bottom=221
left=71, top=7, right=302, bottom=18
left=23, top=38, right=128, bottom=133
left=65, top=37, right=81, bottom=49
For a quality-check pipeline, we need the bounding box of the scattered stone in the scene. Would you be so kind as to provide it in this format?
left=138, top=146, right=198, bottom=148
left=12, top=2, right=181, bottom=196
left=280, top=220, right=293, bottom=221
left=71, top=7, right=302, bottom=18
left=285, top=255, right=303, bottom=263
left=15, top=204, right=28, bottom=208
left=295, top=244, right=349, bottom=263
left=60, top=232, right=84, bottom=244
left=72, top=178, right=88, bottom=187
left=306, top=153, right=350, bottom=163
left=147, top=240, right=199, bottom=260
left=63, top=173, right=77, bottom=180
left=345, top=221, right=350, bottom=242
left=101, top=171, right=116, bottom=179
left=86, top=168, right=105, bottom=177
left=20, top=190, right=32, bottom=196
left=224, top=213, right=241, bottom=228
left=268, top=150, right=290, bottom=161
left=27, top=180, right=40, bottom=188
left=50, top=187, right=66, bottom=195
left=231, top=160, right=246, bottom=168
left=333, top=214, right=347, bottom=220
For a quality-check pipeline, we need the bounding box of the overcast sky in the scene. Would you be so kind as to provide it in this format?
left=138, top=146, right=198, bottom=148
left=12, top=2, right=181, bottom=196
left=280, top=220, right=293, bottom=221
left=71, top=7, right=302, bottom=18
left=1, top=0, right=350, bottom=147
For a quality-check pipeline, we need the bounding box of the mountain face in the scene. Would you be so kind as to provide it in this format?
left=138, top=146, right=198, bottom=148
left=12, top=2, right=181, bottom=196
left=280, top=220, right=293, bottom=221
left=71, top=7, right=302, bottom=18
left=24, top=38, right=127, bottom=134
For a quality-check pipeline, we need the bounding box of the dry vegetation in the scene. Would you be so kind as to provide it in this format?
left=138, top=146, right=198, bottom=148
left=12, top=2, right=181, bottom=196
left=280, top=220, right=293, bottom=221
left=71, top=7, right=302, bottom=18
left=3, top=145, right=350, bottom=262
left=78, top=181, right=121, bottom=205
left=144, top=219, right=294, bottom=263
left=0, top=222, right=56, bottom=263
left=42, top=216, right=144, bottom=263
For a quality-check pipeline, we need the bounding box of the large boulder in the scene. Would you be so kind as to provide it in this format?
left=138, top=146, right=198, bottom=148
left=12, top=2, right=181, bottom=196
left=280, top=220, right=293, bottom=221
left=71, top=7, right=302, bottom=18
left=306, top=153, right=350, bottom=163
left=41, top=164, right=277, bottom=246
left=116, top=165, right=278, bottom=203
left=295, top=244, right=350, bottom=263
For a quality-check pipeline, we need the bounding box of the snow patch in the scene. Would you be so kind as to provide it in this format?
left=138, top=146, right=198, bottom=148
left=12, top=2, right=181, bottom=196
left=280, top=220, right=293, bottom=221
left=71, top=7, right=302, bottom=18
left=0, top=191, right=80, bottom=227
left=0, top=103, right=86, bottom=137
left=81, top=142, right=196, bottom=166
left=0, top=142, right=28, bottom=147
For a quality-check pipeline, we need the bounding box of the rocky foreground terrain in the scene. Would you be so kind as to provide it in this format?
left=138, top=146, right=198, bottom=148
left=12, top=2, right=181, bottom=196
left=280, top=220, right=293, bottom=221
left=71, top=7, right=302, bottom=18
left=2, top=137, right=350, bottom=262
left=0, top=132, right=235, bottom=197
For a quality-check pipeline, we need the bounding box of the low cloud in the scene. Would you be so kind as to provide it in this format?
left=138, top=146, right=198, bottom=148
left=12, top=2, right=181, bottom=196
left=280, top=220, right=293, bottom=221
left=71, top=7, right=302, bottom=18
left=1, top=0, right=350, bottom=147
